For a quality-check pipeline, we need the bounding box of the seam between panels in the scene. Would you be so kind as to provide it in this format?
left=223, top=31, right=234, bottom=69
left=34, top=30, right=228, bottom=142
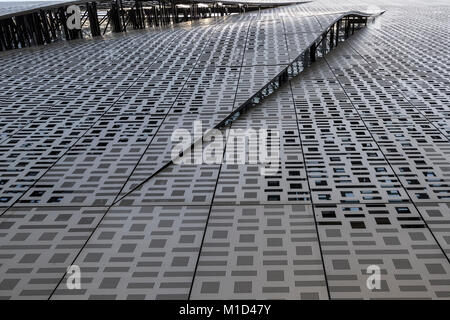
left=281, top=13, right=332, bottom=300
left=346, top=40, right=450, bottom=143
left=187, top=129, right=231, bottom=300
left=188, top=14, right=256, bottom=300
left=46, top=21, right=227, bottom=300
left=322, top=55, right=450, bottom=265
left=287, top=80, right=332, bottom=300
left=0, top=30, right=183, bottom=218
left=1, top=200, right=449, bottom=212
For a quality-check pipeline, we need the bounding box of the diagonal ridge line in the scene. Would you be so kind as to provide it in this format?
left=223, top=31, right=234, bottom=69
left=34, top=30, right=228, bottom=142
left=113, top=10, right=383, bottom=206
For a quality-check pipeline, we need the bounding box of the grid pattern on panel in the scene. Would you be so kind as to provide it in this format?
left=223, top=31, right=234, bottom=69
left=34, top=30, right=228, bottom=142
left=190, top=205, right=328, bottom=299
left=0, top=206, right=106, bottom=299
left=316, top=204, right=450, bottom=299
left=0, top=0, right=449, bottom=300
left=214, top=86, right=310, bottom=205
left=51, top=206, right=209, bottom=300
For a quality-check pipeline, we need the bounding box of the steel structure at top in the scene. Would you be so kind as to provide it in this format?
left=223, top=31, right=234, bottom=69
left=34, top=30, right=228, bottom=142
left=0, top=0, right=309, bottom=51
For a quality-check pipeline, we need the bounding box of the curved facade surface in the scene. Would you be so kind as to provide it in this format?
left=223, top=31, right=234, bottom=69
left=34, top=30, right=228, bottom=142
left=0, top=1, right=78, bottom=17
left=0, top=0, right=304, bottom=19
left=0, top=0, right=449, bottom=300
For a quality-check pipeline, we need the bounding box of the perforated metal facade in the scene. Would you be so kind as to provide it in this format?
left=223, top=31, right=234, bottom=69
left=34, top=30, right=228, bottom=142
left=0, top=0, right=449, bottom=299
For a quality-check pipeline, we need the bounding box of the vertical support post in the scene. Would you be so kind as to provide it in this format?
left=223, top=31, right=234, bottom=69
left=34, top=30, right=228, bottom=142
left=87, top=2, right=101, bottom=37
left=351, top=16, right=355, bottom=34
left=0, top=22, right=5, bottom=51
left=3, top=19, right=13, bottom=49
left=9, top=18, right=19, bottom=49
left=57, top=7, right=68, bottom=40
left=172, top=0, right=177, bottom=24
left=119, top=0, right=126, bottom=32
left=310, top=42, right=316, bottom=63
left=345, top=17, right=350, bottom=38
left=39, top=10, right=51, bottom=44
left=153, top=5, right=158, bottom=27
left=47, top=10, right=57, bottom=40
left=13, top=16, right=25, bottom=48
left=302, top=49, right=309, bottom=68
left=278, top=69, right=288, bottom=87
left=32, top=12, right=45, bottom=45
left=110, top=1, right=122, bottom=32
left=335, top=20, right=339, bottom=47
left=17, top=15, right=31, bottom=47
left=329, top=25, right=334, bottom=49
left=133, top=1, right=139, bottom=29
left=321, top=32, right=327, bottom=55
left=158, top=0, right=162, bottom=25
